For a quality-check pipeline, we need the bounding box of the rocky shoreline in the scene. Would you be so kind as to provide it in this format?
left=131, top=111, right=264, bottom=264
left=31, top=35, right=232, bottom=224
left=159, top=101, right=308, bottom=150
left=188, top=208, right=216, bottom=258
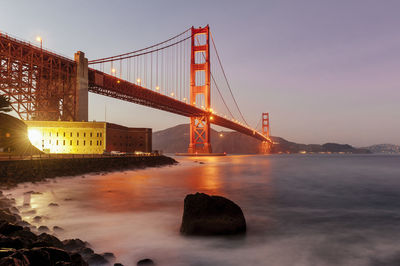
left=0, top=155, right=177, bottom=188
left=0, top=190, right=119, bottom=265
left=0, top=156, right=177, bottom=265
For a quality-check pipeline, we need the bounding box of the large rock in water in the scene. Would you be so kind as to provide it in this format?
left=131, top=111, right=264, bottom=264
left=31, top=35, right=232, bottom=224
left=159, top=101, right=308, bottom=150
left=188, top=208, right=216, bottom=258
left=180, top=193, right=246, bottom=235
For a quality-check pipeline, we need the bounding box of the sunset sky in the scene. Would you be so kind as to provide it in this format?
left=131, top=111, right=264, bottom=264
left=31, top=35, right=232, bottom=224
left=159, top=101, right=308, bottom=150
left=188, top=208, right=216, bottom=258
left=1, top=0, right=399, bottom=146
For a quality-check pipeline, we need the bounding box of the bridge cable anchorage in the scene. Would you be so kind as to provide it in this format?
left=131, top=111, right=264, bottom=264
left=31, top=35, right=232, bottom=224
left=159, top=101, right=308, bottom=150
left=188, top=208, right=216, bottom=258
left=210, top=33, right=249, bottom=126
left=88, top=28, right=191, bottom=64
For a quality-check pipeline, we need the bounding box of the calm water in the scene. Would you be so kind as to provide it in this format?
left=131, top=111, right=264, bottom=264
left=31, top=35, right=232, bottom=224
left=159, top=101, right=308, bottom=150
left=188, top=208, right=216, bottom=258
left=6, top=154, right=400, bottom=266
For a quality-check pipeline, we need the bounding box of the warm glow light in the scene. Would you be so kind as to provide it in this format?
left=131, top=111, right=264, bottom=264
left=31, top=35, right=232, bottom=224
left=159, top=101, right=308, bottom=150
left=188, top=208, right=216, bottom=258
left=137, top=78, right=141, bottom=83
left=210, top=116, right=214, bottom=120
left=219, top=133, right=223, bottom=137
left=28, top=129, right=41, bottom=147
left=183, top=97, right=187, bottom=101
left=36, top=36, right=42, bottom=42
left=155, top=86, right=160, bottom=90
left=170, top=92, right=174, bottom=96
left=117, top=80, right=120, bottom=84
left=111, top=68, right=116, bottom=73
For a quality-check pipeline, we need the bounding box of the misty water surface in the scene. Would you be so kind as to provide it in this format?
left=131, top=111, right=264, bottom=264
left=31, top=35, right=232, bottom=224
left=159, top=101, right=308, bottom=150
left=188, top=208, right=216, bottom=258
left=7, top=154, right=400, bottom=266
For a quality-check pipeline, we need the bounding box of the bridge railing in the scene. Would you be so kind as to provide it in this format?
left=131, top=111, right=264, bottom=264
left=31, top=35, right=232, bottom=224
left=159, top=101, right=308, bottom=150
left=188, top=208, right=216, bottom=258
left=0, top=30, right=75, bottom=63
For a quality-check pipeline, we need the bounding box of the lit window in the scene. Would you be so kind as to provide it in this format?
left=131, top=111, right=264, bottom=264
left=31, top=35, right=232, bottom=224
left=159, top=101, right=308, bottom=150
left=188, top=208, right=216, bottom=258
left=56, top=140, right=59, bottom=145
left=77, top=140, right=79, bottom=145
left=100, top=133, right=102, bottom=137
left=96, top=140, right=99, bottom=146
left=83, top=140, right=86, bottom=146
left=84, top=133, right=86, bottom=137
left=90, top=140, right=92, bottom=146
left=63, top=132, right=66, bottom=137
left=100, top=141, right=102, bottom=145
left=70, top=132, right=72, bottom=137
left=77, top=132, right=79, bottom=137
left=56, top=132, right=59, bottom=137
left=97, top=132, right=99, bottom=137
left=90, top=132, right=92, bottom=137
left=63, top=140, right=65, bottom=145
left=70, top=140, right=72, bottom=145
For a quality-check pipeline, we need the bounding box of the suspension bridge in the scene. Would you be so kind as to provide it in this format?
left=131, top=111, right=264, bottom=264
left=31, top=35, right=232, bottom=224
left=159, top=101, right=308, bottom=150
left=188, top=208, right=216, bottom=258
left=0, top=25, right=272, bottom=154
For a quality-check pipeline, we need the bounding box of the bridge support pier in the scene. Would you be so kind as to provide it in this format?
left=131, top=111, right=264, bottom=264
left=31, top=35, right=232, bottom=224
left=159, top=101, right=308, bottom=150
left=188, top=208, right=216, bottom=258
left=188, top=26, right=212, bottom=154
left=74, top=51, right=88, bottom=122
left=260, top=141, right=272, bottom=154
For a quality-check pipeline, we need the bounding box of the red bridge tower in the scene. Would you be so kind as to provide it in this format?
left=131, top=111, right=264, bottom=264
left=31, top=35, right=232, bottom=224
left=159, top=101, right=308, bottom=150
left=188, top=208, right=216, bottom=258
left=260, top=112, right=271, bottom=154
left=188, top=26, right=212, bottom=154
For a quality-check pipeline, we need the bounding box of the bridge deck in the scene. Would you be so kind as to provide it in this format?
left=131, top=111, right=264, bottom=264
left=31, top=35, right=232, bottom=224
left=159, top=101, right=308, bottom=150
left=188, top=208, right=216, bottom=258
left=88, top=69, right=271, bottom=143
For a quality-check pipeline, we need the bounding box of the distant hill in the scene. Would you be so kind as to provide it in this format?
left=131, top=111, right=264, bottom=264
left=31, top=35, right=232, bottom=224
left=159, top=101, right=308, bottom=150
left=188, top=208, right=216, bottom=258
left=153, top=124, right=371, bottom=154
left=363, top=144, right=400, bottom=154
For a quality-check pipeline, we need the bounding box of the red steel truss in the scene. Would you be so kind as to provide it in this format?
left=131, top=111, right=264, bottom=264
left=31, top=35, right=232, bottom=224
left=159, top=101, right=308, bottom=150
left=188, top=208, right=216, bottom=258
left=0, top=32, right=76, bottom=121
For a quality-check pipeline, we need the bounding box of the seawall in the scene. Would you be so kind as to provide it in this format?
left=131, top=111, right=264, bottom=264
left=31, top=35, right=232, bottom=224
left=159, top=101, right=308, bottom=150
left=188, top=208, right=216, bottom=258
left=0, top=155, right=177, bottom=188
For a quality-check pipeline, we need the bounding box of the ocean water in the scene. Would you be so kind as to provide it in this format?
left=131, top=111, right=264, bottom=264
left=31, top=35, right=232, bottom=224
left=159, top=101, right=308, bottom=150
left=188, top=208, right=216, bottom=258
left=6, top=154, right=400, bottom=266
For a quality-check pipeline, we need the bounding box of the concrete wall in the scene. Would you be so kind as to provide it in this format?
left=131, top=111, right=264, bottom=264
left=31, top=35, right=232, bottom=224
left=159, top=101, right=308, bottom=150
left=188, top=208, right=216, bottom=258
left=74, top=51, right=88, bottom=122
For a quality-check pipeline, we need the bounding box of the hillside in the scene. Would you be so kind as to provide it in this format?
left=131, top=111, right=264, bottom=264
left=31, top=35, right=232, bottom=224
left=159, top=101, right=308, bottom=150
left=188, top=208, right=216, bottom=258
left=363, top=144, right=400, bottom=154
left=153, top=124, right=371, bottom=154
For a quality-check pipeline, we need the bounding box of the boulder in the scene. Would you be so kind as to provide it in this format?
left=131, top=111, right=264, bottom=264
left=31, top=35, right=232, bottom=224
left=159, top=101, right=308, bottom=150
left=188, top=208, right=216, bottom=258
left=180, top=193, right=246, bottom=235
left=62, top=239, right=88, bottom=252
left=37, top=225, right=49, bottom=233
left=0, top=210, right=17, bottom=223
left=137, top=258, right=155, bottom=265
left=87, top=253, right=108, bottom=265
left=0, top=221, right=23, bottom=235
left=33, top=233, right=63, bottom=248
left=70, top=252, right=88, bottom=266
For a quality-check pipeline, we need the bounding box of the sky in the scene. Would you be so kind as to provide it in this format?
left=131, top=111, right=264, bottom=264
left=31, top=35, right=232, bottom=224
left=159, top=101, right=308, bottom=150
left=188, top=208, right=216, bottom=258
left=1, top=0, right=399, bottom=146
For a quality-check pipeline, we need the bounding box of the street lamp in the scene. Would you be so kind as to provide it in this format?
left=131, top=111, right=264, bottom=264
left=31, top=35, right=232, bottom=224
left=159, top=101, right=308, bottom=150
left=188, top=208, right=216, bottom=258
left=36, top=36, right=42, bottom=49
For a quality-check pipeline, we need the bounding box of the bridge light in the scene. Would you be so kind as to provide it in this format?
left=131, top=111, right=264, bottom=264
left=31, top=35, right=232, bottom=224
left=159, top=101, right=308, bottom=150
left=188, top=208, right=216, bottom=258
left=210, top=116, right=214, bottom=120
left=36, top=36, right=42, bottom=49
left=193, top=102, right=196, bottom=105
left=183, top=97, right=187, bottom=101
left=155, top=86, right=160, bottom=91
left=117, top=80, right=120, bottom=84
left=219, top=133, right=223, bottom=137
left=170, top=92, right=174, bottom=97
left=136, top=78, right=141, bottom=84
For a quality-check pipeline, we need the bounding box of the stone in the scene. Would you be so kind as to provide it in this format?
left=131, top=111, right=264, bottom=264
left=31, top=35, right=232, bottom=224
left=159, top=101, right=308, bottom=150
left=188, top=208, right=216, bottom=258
left=33, top=233, right=64, bottom=248
left=102, top=252, right=115, bottom=262
left=0, top=210, right=17, bottom=223
left=20, top=248, right=51, bottom=265
left=71, top=252, right=88, bottom=266
left=180, top=192, right=246, bottom=235
left=40, top=247, right=71, bottom=264
left=9, top=228, right=37, bottom=247
left=137, top=258, right=155, bottom=265
left=33, top=216, right=42, bottom=222
left=0, top=221, right=23, bottom=235
left=0, top=235, right=24, bottom=249
left=62, top=239, right=88, bottom=252
left=87, top=253, right=108, bottom=265
left=48, top=203, right=59, bottom=207
left=53, top=226, right=65, bottom=233
left=37, top=225, right=50, bottom=233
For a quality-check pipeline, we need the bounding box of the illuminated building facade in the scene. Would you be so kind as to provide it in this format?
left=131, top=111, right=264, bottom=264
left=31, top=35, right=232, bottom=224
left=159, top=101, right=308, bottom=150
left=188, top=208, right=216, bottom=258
left=24, top=121, right=152, bottom=154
